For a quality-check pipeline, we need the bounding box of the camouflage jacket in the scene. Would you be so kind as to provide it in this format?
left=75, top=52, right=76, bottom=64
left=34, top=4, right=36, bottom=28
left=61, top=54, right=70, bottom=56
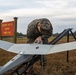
left=27, top=18, right=53, bottom=43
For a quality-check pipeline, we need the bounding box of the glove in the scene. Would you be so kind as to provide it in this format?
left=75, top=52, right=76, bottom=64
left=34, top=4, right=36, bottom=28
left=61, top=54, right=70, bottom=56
left=34, top=36, right=43, bottom=44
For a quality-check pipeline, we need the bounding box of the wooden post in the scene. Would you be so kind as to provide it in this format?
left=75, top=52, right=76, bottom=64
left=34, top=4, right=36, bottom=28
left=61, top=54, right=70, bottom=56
left=13, top=17, right=18, bottom=43
left=0, top=19, right=3, bottom=40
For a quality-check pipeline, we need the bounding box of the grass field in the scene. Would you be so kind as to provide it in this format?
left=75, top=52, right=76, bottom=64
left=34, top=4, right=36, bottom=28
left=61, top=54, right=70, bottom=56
left=0, top=36, right=76, bottom=75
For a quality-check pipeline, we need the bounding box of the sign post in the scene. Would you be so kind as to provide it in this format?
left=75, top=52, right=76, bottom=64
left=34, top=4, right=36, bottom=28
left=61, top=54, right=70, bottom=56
left=0, top=19, right=3, bottom=40
left=13, top=17, right=18, bottom=43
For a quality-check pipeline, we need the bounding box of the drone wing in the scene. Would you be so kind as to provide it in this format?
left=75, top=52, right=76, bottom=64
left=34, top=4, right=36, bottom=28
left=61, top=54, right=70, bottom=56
left=0, top=40, right=14, bottom=51
left=0, top=40, right=76, bottom=55
left=47, top=41, right=76, bottom=54
left=8, top=41, right=76, bottom=55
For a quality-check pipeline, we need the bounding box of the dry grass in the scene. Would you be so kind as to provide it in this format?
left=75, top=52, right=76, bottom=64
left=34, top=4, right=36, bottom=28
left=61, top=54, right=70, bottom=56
left=0, top=36, right=76, bottom=75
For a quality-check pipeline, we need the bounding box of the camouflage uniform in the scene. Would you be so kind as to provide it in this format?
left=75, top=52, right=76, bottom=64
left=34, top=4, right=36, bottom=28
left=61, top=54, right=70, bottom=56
left=27, top=18, right=53, bottom=73
left=27, top=18, right=53, bottom=44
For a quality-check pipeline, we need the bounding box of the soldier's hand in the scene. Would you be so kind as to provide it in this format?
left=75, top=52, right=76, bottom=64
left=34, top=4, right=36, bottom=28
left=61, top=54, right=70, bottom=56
left=34, top=36, right=43, bottom=44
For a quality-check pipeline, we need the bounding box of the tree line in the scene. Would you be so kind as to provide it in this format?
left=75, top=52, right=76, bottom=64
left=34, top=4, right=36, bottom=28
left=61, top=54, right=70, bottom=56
left=17, top=31, right=76, bottom=37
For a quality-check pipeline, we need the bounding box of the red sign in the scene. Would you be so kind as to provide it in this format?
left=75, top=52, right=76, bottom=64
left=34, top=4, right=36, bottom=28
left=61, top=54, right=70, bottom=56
left=1, top=21, right=14, bottom=36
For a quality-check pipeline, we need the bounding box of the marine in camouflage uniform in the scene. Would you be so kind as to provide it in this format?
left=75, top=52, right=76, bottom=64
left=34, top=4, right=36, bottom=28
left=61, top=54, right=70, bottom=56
left=27, top=18, right=53, bottom=74
left=27, top=18, right=53, bottom=44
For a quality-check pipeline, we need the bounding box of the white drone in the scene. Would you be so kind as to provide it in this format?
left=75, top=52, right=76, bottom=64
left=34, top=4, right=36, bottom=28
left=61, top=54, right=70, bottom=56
left=0, top=40, right=76, bottom=74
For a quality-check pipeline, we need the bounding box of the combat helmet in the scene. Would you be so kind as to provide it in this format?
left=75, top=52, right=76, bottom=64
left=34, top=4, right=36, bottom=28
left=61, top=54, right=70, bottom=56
left=39, top=18, right=53, bottom=37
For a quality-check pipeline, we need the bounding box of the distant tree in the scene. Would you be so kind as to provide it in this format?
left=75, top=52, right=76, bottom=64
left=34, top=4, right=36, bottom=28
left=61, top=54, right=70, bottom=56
left=17, top=32, right=23, bottom=36
left=53, top=33, right=59, bottom=37
left=16, top=32, right=27, bottom=37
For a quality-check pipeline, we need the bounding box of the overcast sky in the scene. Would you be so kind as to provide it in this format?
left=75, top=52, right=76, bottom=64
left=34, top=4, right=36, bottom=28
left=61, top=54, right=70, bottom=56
left=0, top=0, right=76, bottom=34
